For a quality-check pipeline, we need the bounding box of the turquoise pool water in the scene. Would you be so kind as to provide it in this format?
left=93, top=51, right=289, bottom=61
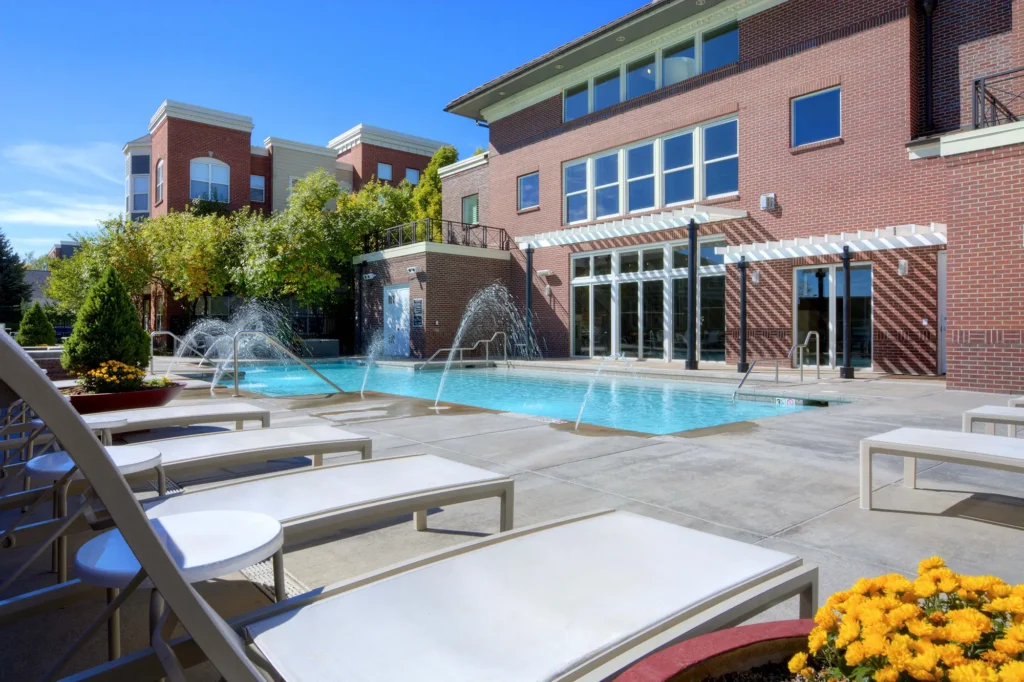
left=229, top=363, right=812, bottom=435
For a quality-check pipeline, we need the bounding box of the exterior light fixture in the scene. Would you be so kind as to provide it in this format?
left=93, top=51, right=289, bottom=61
left=362, top=273, right=376, bottom=281
left=897, top=259, right=909, bottom=276
left=535, top=269, right=554, bottom=278
left=759, top=193, right=777, bottom=211
left=751, top=270, right=761, bottom=285
left=406, top=266, right=423, bottom=274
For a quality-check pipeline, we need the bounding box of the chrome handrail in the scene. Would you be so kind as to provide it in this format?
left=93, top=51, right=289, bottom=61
left=732, top=360, right=758, bottom=403
left=231, top=331, right=344, bottom=397
left=415, top=332, right=508, bottom=370
left=150, top=331, right=210, bottom=374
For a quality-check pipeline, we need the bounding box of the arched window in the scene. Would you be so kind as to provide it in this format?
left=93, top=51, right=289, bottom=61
left=189, top=158, right=229, bottom=202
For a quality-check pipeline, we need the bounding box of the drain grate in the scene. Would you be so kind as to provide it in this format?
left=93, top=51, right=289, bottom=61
left=240, top=560, right=310, bottom=601
left=148, top=477, right=185, bottom=494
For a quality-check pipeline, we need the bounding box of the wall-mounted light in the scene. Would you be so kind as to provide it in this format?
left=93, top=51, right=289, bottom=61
left=535, top=269, right=554, bottom=278
left=406, top=266, right=423, bottom=274
left=759, top=193, right=776, bottom=211
left=361, top=273, right=376, bottom=281
left=897, top=259, right=909, bottom=277
left=751, top=270, right=761, bottom=285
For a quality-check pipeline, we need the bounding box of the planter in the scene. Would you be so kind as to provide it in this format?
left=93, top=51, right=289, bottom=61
left=69, top=382, right=185, bottom=415
left=614, top=620, right=813, bottom=682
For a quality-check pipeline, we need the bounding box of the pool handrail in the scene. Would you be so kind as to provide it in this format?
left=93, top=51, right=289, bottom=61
left=231, top=330, right=344, bottom=396
left=149, top=331, right=210, bottom=375
left=415, top=332, right=508, bottom=370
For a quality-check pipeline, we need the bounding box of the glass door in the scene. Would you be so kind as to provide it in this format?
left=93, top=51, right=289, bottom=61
left=672, top=278, right=688, bottom=359
left=573, top=286, right=590, bottom=356
left=794, top=265, right=872, bottom=368
left=619, top=282, right=640, bottom=357
left=795, top=268, right=831, bottom=366
left=593, top=284, right=612, bottom=356
left=699, top=275, right=726, bottom=361
left=642, top=280, right=664, bottom=359
left=837, top=266, right=873, bottom=368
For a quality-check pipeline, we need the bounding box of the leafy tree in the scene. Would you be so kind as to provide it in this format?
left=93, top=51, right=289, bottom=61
left=22, top=251, right=50, bottom=271
left=0, top=228, right=32, bottom=327
left=144, top=208, right=238, bottom=303
left=473, top=147, right=487, bottom=156
left=338, top=178, right=416, bottom=253
left=45, top=244, right=96, bottom=316
left=62, top=267, right=150, bottom=374
left=16, top=302, right=56, bottom=346
left=412, top=145, right=458, bottom=234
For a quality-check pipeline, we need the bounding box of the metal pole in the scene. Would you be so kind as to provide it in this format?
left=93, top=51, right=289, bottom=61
left=149, top=335, right=155, bottom=374
left=232, top=334, right=241, bottom=396
left=922, top=0, right=937, bottom=131
left=525, top=246, right=534, bottom=356
left=685, top=219, right=698, bottom=370
left=737, top=257, right=749, bottom=373
left=840, top=245, right=855, bottom=379
left=356, top=261, right=364, bottom=353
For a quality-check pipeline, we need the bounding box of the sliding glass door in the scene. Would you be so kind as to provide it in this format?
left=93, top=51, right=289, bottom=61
left=794, top=264, right=872, bottom=368
left=699, top=275, right=725, bottom=361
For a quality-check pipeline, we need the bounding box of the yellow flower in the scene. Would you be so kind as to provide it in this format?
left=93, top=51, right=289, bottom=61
left=985, top=597, right=1024, bottom=615
left=808, top=626, right=828, bottom=654
left=863, top=631, right=888, bottom=657
left=982, top=651, right=1010, bottom=665
left=788, top=651, right=808, bottom=674
left=944, top=620, right=984, bottom=645
left=994, top=637, right=1024, bottom=656
left=999, top=661, right=1024, bottom=682
left=907, top=647, right=941, bottom=681
left=948, top=608, right=994, bottom=633
left=949, top=661, right=1000, bottom=682
left=937, top=643, right=968, bottom=668
left=919, top=557, right=946, bottom=574
left=939, top=576, right=961, bottom=593
left=888, top=603, right=923, bottom=629
left=887, top=634, right=915, bottom=671
left=836, top=618, right=861, bottom=647
left=907, top=618, right=936, bottom=638
left=885, top=574, right=914, bottom=595
left=845, top=640, right=867, bottom=666
left=814, top=605, right=837, bottom=630
left=876, top=666, right=900, bottom=682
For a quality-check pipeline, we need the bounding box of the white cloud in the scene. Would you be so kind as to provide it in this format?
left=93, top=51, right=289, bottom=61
left=2, top=142, right=124, bottom=187
left=0, top=190, right=121, bottom=228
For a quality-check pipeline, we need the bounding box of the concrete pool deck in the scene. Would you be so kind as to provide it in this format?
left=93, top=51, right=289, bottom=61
left=2, top=371, right=1022, bottom=679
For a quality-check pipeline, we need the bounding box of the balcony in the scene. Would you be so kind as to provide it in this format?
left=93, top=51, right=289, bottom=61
left=972, top=66, right=1024, bottom=129
left=383, top=219, right=511, bottom=251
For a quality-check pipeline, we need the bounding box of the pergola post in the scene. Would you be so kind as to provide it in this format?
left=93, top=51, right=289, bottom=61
left=840, top=245, right=855, bottom=379
left=737, top=257, right=749, bottom=373
left=525, top=246, right=534, bottom=356
left=685, top=219, right=698, bottom=370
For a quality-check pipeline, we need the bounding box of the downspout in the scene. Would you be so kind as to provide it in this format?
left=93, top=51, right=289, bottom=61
left=922, top=0, right=937, bottom=131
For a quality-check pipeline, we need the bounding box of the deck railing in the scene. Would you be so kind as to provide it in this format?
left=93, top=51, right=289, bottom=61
left=972, top=66, right=1024, bottom=129
left=383, top=219, right=511, bottom=251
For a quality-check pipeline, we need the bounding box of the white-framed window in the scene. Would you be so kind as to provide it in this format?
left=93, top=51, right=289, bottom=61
left=405, top=168, right=420, bottom=185
left=562, top=116, right=737, bottom=225
left=132, top=176, right=149, bottom=211
left=250, top=175, right=265, bottom=202
left=155, top=159, right=164, bottom=203
left=289, top=176, right=301, bottom=191
left=462, top=194, right=479, bottom=224
left=189, top=158, right=229, bottom=202
left=561, top=22, right=740, bottom=122
left=518, top=172, right=539, bottom=210
left=377, top=163, right=392, bottom=181
left=791, top=87, right=841, bottom=147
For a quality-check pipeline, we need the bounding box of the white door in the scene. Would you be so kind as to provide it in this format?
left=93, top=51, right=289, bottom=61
left=383, top=285, right=410, bottom=357
left=937, top=251, right=947, bottom=374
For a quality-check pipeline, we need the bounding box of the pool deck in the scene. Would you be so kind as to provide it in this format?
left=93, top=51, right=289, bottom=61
left=3, top=366, right=1022, bottom=679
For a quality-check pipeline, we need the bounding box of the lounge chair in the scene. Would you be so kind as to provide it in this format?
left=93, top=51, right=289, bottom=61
left=81, top=401, right=271, bottom=433
left=1008, top=396, right=1024, bottom=408
left=859, top=428, right=1024, bottom=509
left=0, top=331, right=818, bottom=682
left=962, top=406, right=1024, bottom=437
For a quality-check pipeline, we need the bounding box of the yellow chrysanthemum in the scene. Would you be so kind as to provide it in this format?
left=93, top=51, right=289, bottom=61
left=994, top=638, right=1024, bottom=657
left=949, top=608, right=994, bottom=633
left=949, top=661, right=1000, bottom=682
left=836, top=618, right=861, bottom=647
left=845, top=640, right=867, bottom=666
left=814, top=605, right=837, bottom=630
left=985, top=597, right=1024, bottom=615
left=983, top=651, right=1011, bottom=665
left=999, top=661, right=1024, bottom=682
left=919, top=557, right=947, bottom=574
left=808, top=626, right=828, bottom=654
left=944, top=621, right=984, bottom=645
left=788, top=651, right=808, bottom=674
left=908, top=618, right=937, bottom=638
left=916, top=578, right=939, bottom=598
left=937, top=643, right=968, bottom=668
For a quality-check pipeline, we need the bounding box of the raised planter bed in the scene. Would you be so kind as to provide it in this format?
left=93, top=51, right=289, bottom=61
left=68, top=382, right=185, bottom=415
left=614, top=620, right=813, bottom=682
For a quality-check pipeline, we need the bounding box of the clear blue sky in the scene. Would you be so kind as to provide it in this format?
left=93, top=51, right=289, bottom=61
left=0, top=0, right=638, bottom=258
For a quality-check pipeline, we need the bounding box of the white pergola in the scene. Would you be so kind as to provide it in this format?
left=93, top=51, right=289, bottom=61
left=515, top=205, right=748, bottom=250
left=714, top=223, right=947, bottom=263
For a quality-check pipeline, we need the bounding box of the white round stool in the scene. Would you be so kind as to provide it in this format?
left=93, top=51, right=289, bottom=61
left=80, top=414, right=129, bottom=446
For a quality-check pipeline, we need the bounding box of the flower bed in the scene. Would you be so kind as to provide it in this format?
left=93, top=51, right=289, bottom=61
left=62, top=361, right=184, bottom=414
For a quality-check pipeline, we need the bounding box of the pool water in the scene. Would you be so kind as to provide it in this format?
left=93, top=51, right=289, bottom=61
left=229, top=363, right=811, bottom=435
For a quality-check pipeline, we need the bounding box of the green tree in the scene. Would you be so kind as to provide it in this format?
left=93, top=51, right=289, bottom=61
left=22, top=251, right=50, bottom=271
left=45, top=244, right=96, bottom=316
left=16, top=302, right=56, bottom=346
left=0, top=228, right=32, bottom=327
left=412, top=145, right=458, bottom=234
left=144, top=209, right=238, bottom=303
left=337, top=178, right=416, bottom=254
left=62, top=268, right=150, bottom=374
left=473, top=147, right=487, bottom=156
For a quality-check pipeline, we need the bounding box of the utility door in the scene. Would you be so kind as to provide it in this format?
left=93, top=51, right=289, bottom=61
left=383, top=284, right=410, bottom=357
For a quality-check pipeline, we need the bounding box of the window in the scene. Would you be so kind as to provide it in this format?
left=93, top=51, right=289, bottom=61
left=462, top=194, right=479, bottom=224
left=626, top=55, right=656, bottom=100
left=627, top=143, right=655, bottom=211
left=190, top=159, right=229, bottom=202
left=594, top=253, right=612, bottom=276
left=643, top=248, right=663, bottom=271
left=594, top=153, right=619, bottom=218
left=564, top=82, right=589, bottom=122
left=132, top=176, right=149, bottom=211
left=289, top=176, right=301, bottom=190
left=663, top=132, right=694, bottom=205
left=663, top=39, right=696, bottom=87
left=155, top=160, right=164, bottom=203
left=792, top=87, right=841, bottom=147
left=593, top=69, right=621, bottom=112
left=130, top=154, right=150, bottom=175
left=560, top=117, right=736, bottom=224
left=377, top=163, right=392, bottom=181
left=620, top=251, right=639, bottom=273
left=701, top=22, right=739, bottom=72
left=518, top=172, right=539, bottom=210
left=703, top=119, right=739, bottom=197
left=564, top=161, right=588, bottom=223
left=406, top=168, right=420, bottom=185
left=573, top=256, right=591, bottom=278
left=250, top=175, right=265, bottom=202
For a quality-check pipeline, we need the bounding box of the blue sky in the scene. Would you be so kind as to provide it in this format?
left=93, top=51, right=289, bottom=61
left=0, top=0, right=638, bottom=258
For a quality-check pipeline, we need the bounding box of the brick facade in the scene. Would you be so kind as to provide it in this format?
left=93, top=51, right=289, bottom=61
left=336, top=143, right=434, bottom=191
left=442, top=162, right=490, bottom=225
left=249, top=152, right=272, bottom=213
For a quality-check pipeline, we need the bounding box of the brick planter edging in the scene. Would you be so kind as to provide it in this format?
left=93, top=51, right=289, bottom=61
left=613, top=619, right=814, bottom=682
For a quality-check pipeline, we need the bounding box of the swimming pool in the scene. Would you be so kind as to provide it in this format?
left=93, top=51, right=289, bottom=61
left=228, top=363, right=811, bottom=435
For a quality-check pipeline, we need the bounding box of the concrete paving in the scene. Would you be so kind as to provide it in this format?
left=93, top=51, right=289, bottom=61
left=2, top=373, right=1023, bottom=679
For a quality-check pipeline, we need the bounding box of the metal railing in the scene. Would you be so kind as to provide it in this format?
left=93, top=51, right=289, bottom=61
left=415, top=332, right=508, bottom=370
left=731, top=331, right=820, bottom=402
left=384, top=219, right=511, bottom=251
left=149, top=331, right=210, bottom=374
left=230, top=331, right=344, bottom=396
left=973, top=66, right=1024, bottom=129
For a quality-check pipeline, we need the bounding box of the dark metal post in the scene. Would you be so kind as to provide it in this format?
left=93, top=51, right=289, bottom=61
left=922, top=0, right=937, bottom=131
left=840, top=246, right=855, bottom=379
left=685, top=219, right=699, bottom=370
left=737, top=257, right=749, bottom=373
left=356, top=261, right=364, bottom=353
left=525, top=246, right=534, bottom=353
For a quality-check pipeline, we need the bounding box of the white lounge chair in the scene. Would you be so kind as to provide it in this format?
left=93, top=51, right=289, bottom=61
left=82, top=401, right=271, bottom=433
left=963, top=406, right=1024, bottom=437
left=0, top=331, right=818, bottom=682
left=860, top=428, right=1024, bottom=509
left=1008, top=397, right=1024, bottom=408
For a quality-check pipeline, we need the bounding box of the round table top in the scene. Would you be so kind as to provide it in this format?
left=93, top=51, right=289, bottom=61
left=81, top=414, right=130, bottom=431
left=75, top=510, right=284, bottom=589
left=25, top=445, right=161, bottom=482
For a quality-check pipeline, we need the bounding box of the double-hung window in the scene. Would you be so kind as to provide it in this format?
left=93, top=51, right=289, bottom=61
left=564, top=161, right=588, bottom=224
left=792, top=87, right=841, bottom=147
left=663, top=132, right=694, bottom=205
left=593, top=154, right=619, bottom=219
left=462, top=194, right=479, bottom=224
left=250, top=175, right=265, bottom=202
left=155, top=160, right=164, bottom=203
left=518, top=172, right=539, bottom=210
left=190, top=159, right=230, bottom=202
left=132, top=177, right=148, bottom=211
left=627, top=143, right=655, bottom=212
left=703, top=119, right=738, bottom=198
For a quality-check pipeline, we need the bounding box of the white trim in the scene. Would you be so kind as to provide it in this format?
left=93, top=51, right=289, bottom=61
left=352, top=241, right=511, bottom=264
left=327, top=123, right=448, bottom=157
left=148, top=100, right=254, bottom=134
left=938, top=119, right=1024, bottom=157
left=250, top=145, right=270, bottom=157
left=518, top=171, right=540, bottom=210
left=438, top=152, right=489, bottom=179
left=906, top=139, right=941, bottom=160
left=519, top=205, right=747, bottom=249
left=716, top=223, right=947, bottom=263
left=263, top=137, right=337, bottom=158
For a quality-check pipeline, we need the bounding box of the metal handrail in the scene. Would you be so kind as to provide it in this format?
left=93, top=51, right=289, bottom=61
left=732, top=360, right=758, bottom=403
left=383, top=219, right=512, bottom=251
left=150, top=331, right=210, bottom=374
left=733, top=330, right=821, bottom=399
left=231, top=330, right=344, bottom=396
left=972, top=66, right=1024, bottom=129
left=415, top=332, right=508, bottom=370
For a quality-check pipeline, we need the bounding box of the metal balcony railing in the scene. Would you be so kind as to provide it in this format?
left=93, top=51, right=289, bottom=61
left=383, top=219, right=511, bottom=251
left=972, top=66, right=1024, bottom=129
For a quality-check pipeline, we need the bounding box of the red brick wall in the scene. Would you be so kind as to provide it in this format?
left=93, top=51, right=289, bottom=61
left=150, top=117, right=252, bottom=216
left=336, top=143, right=435, bottom=191
left=441, top=163, right=490, bottom=225
left=249, top=152, right=272, bottom=213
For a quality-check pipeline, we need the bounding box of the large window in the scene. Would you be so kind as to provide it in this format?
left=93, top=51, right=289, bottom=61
left=132, top=176, right=148, bottom=211
left=792, top=87, right=841, bottom=147
left=250, top=175, right=265, bottom=203
left=190, top=159, right=229, bottom=202
left=561, top=23, right=741, bottom=122
left=155, top=160, right=164, bottom=203
left=518, top=172, right=539, bottom=210
left=406, top=168, right=420, bottom=185
left=562, top=117, right=737, bottom=224
left=462, top=194, right=479, bottom=224
left=377, top=163, right=392, bottom=181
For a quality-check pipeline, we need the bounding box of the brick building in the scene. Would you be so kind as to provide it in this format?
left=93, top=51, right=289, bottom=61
left=122, top=100, right=447, bottom=334
left=394, top=0, right=1024, bottom=393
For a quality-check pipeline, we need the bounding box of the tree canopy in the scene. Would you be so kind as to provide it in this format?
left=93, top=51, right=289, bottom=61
left=0, top=228, right=32, bottom=327
left=62, top=267, right=150, bottom=373
left=412, top=145, right=458, bottom=227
